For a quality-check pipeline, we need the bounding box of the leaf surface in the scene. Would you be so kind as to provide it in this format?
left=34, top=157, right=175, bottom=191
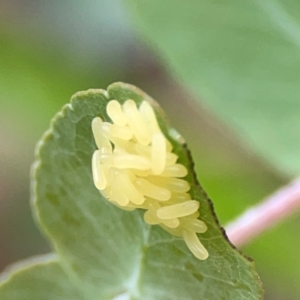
left=0, top=83, right=262, bottom=299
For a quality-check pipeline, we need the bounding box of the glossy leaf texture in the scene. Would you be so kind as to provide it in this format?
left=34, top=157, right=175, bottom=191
left=0, top=83, right=262, bottom=299
left=127, top=0, right=300, bottom=176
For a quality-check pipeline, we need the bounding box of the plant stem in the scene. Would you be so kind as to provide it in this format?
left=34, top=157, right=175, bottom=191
left=225, top=178, right=300, bottom=247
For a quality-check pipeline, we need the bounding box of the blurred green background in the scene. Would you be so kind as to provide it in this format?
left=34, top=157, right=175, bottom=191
left=0, top=1, right=299, bottom=299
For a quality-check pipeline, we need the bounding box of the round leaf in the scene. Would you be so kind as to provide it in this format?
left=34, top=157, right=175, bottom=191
left=0, top=83, right=262, bottom=299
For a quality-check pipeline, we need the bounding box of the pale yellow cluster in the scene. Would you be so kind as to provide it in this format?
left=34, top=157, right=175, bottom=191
left=91, top=99, right=208, bottom=260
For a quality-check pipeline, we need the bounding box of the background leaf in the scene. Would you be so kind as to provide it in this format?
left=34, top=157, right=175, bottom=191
left=127, top=0, right=300, bottom=176
left=0, top=83, right=262, bottom=299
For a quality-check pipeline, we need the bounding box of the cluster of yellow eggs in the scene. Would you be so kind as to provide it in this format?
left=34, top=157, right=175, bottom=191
left=91, top=99, right=208, bottom=260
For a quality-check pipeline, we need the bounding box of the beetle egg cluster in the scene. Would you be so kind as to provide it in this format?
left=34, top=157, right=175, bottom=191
left=92, top=99, right=208, bottom=260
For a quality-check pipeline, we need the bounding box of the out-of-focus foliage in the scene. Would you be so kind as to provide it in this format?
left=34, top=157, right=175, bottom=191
left=0, top=1, right=299, bottom=299
left=128, top=0, right=300, bottom=177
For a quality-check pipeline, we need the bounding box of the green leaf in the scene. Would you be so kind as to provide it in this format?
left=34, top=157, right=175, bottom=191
left=127, top=0, right=300, bottom=176
left=0, top=83, right=262, bottom=299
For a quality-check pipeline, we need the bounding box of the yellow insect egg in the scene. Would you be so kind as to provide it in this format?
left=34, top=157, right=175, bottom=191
left=91, top=99, right=209, bottom=260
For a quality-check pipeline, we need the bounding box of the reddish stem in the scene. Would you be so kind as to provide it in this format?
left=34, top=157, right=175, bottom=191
left=225, top=178, right=300, bottom=247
